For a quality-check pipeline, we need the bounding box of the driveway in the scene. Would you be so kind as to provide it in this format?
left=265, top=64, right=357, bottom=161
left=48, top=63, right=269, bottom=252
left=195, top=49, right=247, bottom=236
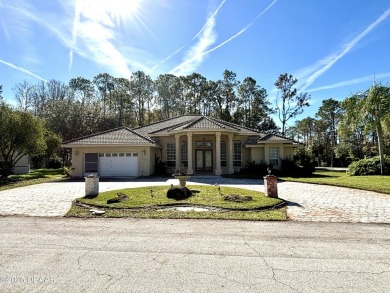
left=0, top=177, right=389, bottom=223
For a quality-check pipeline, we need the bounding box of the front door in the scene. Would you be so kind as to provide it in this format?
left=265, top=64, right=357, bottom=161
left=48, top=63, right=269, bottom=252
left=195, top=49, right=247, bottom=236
left=195, top=150, right=213, bottom=172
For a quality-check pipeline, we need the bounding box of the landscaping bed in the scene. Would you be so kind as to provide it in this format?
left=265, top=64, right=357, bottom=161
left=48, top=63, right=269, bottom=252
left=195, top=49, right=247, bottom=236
left=66, top=185, right=286, bottom=221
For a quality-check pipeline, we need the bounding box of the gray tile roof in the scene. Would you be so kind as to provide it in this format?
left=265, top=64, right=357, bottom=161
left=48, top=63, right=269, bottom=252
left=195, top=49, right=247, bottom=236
left=63, top=127, right=155, bottom=145
left=246, top=133, right=296, bottom=145
left=139, top=115, right=261, bottom=135
left=63, top=115, right=293, bottom=147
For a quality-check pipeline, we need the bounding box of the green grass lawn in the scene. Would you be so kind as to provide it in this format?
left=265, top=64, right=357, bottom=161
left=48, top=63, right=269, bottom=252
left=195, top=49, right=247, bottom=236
left=279, top=170, right=390, bottom=194
left=67, top=185, right=286, bottom=221
left=0, top=168, right=67, bottom=191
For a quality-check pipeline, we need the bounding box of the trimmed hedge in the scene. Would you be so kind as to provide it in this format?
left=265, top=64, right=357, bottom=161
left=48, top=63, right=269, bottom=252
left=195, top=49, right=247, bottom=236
left=347, top=156, right=390, bottom=176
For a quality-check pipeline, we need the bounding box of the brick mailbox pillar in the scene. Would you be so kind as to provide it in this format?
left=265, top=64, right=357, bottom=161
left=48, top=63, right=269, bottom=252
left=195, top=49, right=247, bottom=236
left=263, top=175, right=278, bottom=198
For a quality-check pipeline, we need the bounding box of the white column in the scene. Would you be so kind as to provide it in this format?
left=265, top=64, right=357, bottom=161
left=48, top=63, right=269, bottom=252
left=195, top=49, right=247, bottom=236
left=227, top=133, right=234, bottom=174
left=187, top=132, right=193, bottom=174
left=215, top=132, right=222, bottom=175
left=175, top=134, right=180, bottom=172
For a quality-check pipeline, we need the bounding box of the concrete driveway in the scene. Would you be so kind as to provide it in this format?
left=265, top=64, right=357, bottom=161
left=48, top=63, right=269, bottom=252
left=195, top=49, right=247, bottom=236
left=0, top=177, right=389, bottom=223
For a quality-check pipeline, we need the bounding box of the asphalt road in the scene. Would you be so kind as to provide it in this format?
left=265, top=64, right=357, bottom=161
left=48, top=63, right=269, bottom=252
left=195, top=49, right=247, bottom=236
left=0, top=217, right=389, bottom=293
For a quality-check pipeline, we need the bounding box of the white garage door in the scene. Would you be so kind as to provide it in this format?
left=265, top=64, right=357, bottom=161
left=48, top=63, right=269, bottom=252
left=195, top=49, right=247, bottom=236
left=98, top=152, right=138, bottom=177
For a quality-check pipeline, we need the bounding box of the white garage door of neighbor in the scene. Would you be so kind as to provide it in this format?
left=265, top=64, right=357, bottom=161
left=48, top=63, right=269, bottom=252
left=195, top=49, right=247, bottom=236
left=98, top=152, right=138, bottom=177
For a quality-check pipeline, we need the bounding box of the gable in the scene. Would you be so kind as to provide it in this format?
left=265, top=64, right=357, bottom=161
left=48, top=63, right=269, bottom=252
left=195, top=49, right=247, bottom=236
left=62, top=127, right=155, bottom=146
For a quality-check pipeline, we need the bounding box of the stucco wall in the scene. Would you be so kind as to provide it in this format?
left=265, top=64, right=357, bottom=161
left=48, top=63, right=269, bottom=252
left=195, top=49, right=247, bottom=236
left=250, top=144, right=296, bottom=170
left=13, top=155, right=30, bottom=174
left=250, top=147, right=265, bottom=163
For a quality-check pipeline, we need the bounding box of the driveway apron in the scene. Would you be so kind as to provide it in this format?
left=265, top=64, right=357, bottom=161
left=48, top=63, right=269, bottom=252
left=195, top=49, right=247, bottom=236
left=0, top=177, right=389, bottom=223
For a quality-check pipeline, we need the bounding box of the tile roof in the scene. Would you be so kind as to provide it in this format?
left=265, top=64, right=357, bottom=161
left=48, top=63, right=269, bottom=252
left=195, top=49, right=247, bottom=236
left=141, top=115, right=261, bottom=135
left=246, top=133, right=296, bottom=145
left=62, top=115, right=294, bottom=147
left=63, top=127, right=155, bottom=145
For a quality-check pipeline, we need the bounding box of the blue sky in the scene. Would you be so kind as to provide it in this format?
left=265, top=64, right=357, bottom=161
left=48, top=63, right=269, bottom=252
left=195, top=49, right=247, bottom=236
left=1, top=0, right=390, bottom=125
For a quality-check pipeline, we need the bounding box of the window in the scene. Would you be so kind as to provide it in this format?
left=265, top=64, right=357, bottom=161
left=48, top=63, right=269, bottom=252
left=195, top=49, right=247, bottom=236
left=220, top=142, right=226, bottom=167
left=132, top=153, right=138, bottom=157
left=105, top=153, right=111, bottom=157
left=99, top=153, right=104, bottom=157
left=269, top=147, right=279, bottom=167
left=119, top=153, right=125, bottom=157
left=112, top=153, right=118, bottom=157
left=126, top=153, right=132, bottom=157
left=233, top=141, right=241, bottom=167
left=181, top=142, right=188, bottom=167
left=166, top=143, right=176, bottom=167
left=85, top=153, right=98, bottom=173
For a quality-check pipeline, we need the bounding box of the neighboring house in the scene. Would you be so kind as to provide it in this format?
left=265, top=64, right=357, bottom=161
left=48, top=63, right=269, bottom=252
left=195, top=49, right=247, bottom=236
left=13, top=155, right=30, bottom=174
left=61, top=115, right=298, bottom=178
left=0, top=154, right=30, bottom=175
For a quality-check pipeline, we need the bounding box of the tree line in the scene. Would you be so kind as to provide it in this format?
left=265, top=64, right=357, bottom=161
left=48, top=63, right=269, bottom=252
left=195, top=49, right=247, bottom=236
left=8, top=70, right=289, bottom=142
left=287, top=84, right=390, bottom=174
left=2, top=69, right=312, bottom=176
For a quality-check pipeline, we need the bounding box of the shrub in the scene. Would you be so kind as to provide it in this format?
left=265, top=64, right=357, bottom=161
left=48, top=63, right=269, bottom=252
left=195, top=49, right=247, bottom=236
left=347, top=156, right=390, bottom=176
left=240, top=160, right=269, bottom=176
left=279, top=148, right=315, bottom=177
left=154, top=157, right=167, bottom=176
left=280, top=156, right=314, bottom=177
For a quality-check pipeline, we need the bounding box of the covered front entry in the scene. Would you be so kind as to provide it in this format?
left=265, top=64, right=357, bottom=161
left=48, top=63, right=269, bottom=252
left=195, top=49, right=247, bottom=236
left=195, top=150, right=213, bottom=172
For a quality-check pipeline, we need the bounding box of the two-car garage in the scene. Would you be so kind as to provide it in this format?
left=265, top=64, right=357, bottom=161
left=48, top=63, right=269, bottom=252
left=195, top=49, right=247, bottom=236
left=85, top=152, right=139, bottom=177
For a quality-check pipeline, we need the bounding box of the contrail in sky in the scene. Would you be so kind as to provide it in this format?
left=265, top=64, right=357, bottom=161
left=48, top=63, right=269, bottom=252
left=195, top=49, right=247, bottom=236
left=148, top=0, right=227, bottom=74
left=147, top=45, right=186, bottom=74
left=299, top=7, right=390, bottom=91
left=307, top=72, right=390, bottom=93
left=193, top=0, right=227, bottom=40
left=69, top=0, right=81, bottom=73
left=0, top=59, right=48, bottom=82
left=170, top=0, right=277, bottom=75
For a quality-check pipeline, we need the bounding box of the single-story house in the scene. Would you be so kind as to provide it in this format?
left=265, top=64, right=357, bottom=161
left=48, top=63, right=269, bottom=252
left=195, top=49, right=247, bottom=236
left=61, top=115, right=298, bottom=177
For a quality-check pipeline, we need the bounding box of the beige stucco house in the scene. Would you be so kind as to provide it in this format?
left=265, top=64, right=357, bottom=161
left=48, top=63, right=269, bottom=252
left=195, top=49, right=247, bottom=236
left=62, top=115, right=297, bottom=178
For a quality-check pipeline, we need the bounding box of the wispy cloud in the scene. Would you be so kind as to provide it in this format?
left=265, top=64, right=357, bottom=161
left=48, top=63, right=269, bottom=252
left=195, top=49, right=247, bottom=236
left=0, top=59, right=47, bottom=82
left=68, top=0, right=81, bottom=73
left=307, top=72, right=390, bottom=93
left=193, top=0, right=227, bottom=40
left=170, top=0, right=277, bottom=76
left=297, top=7, right=390, bottom=91
left=67, top=0, right=132, bottom=77
left=170, top=13, right=218, bottom=76
left=148, top=0, right=227, bottom=75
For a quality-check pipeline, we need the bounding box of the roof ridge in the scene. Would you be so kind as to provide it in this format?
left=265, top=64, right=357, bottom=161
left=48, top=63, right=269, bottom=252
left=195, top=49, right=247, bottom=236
left=133, top=114, right=201, bottom=131
left=203, top=116, right=229, bottom=129
left=148, top=118, right=199, bottom=134
left=123, top=127, right=156, bottom=143
left=63, top=126, right=156, bottom=144
left=62, top=126, right=128, bottom=144
left=182, top=116, right=205, bottom=129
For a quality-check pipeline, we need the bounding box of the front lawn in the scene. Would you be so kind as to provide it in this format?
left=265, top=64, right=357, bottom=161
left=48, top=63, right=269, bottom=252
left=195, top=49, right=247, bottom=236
left=0, top=168, right=67, bottom=191
left=67, top=185, right=286, bottom=220
left=279, top=171, right=390, bottom=194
